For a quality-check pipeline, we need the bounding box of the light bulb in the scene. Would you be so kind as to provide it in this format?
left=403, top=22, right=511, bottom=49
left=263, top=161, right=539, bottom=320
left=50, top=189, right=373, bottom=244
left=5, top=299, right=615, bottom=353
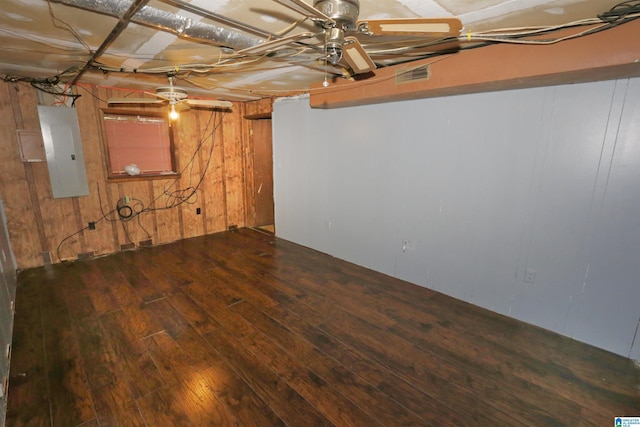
left=169, top=104, right=179, bottom=121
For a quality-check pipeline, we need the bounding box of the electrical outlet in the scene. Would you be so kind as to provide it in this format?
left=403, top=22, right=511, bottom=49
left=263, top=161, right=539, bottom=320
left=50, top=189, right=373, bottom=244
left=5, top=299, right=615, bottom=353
left=524, top=269, right=536, bottom=283
left=88, top=222, right=95, bottom=230
left=401, top=240, right=414, bottom=253
left=196, top=208, right=201, bottom=215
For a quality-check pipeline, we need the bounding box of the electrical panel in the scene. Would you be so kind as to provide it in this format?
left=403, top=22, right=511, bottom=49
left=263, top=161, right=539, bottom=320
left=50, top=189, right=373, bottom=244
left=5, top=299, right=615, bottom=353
left=37, top=106, right=89, bottom=199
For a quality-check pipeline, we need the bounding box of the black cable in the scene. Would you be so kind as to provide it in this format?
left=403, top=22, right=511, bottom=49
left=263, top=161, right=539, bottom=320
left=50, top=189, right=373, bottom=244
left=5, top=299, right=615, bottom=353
left=120, top=221, right=134, bottom=245
left=178, top=110, right=223, bottom=200
left=30, top=81, right=82, bottom=102
left=55, top=182, right=124, bottom=260
left=4, top=0, right=639, bottom=93
left=163, top=187, right=198, bottom=209
left=57, top=109, right=224, bottom=259
left=74, top=84, right=110, bottom=104
left=599, top=1, right=640, bottom=23
left=374, top=0, right=640, bottom=69
left=142, top=109, right=223, bottom=213
left=55, top=226, right=90, bottom=262
left=136, top=214, right=152, bottom=240
left=46, top=0, right=92, bottom=52
left=96, top=183, right=121, bottom=222
left=117, top=204, right=133, bottom=219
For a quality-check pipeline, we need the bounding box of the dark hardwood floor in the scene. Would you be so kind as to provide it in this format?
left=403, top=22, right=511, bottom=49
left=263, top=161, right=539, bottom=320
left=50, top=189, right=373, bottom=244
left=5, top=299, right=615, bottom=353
left=6, top=228, right=640, bottom=426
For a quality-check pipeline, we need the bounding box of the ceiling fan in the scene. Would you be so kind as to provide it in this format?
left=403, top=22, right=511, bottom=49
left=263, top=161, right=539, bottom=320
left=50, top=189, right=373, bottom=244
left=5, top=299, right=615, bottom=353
left=108, top=77, right=232, bottom=118
left=238, top=0, right=463, bottom=75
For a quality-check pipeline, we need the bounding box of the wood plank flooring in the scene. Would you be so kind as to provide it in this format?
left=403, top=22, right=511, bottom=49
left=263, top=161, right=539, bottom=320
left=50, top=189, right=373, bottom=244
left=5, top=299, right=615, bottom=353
left=6, top=228, right=640, bottom=426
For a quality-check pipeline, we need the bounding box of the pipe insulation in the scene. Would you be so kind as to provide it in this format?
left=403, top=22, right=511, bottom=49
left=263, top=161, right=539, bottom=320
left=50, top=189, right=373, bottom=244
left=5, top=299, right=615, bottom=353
left=52, top=0, right=266, bottom=50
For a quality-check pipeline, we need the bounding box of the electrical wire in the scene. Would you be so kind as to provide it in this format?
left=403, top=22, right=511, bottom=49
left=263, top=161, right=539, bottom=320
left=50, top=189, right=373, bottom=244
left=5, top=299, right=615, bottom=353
left=148, top=3, right=640, bottom=76
left=55, top=226, right=90, bottom=262
left=275, top=17, right=309, bottom=36
left=599, top=0, right=640, bottom=23
left=33, top=1, right=640, bottom=261
left=99, top=6, right=639, bottom=72
left=4, top=1, right=640, bottom=93
left=55, top=184, right=120, bottom=261
left=156, top=109, right=223, bottom=210
left=463, top=20, right=637, bottom=45
left=2, top=74, right=84, bottom=105
left=74, top=84, right=110, bottom=103
left=46, top=0, right=92, bottom=52
left=457, top=2, right=640, bottom=46
left=89, top=51, right=304, bottom=76
left=360, top=4, right=640, bottom=68
left=56, top=108, right=226, bottom=260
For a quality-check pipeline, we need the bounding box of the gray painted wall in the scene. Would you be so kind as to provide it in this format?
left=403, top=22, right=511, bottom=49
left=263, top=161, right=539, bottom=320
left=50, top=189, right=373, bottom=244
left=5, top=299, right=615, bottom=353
left=272, top=78, right=640, bottom=359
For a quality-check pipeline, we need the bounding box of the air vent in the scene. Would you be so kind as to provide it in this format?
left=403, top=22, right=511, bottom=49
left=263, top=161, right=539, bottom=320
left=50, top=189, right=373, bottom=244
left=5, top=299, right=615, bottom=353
left=396, top=64, right=430, bottom=84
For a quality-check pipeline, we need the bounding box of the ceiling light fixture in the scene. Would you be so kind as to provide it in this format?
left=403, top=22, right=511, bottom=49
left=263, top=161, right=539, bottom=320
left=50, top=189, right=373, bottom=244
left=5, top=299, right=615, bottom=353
left=169, top=103, right=179, bottom=120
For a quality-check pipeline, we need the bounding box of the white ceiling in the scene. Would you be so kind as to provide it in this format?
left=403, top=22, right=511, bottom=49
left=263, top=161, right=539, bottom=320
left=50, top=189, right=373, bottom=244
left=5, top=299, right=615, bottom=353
left=0, top=0, right=630, bottom=101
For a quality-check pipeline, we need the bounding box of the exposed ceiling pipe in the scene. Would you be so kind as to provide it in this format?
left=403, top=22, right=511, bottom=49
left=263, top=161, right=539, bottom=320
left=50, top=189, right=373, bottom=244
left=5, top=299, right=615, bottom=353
left=157, top=0, right=275, bottom=39
left=52, top=0, right=267, bottom=51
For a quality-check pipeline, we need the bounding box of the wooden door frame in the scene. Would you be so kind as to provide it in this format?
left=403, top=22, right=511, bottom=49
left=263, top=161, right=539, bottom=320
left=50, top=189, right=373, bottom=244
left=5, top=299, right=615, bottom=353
left=242, top=100, right=274, bottom=229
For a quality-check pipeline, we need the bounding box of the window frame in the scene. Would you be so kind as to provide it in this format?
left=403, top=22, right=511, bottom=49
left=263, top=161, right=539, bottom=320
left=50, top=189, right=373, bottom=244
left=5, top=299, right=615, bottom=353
left=100, top=108, right=180, bottom=181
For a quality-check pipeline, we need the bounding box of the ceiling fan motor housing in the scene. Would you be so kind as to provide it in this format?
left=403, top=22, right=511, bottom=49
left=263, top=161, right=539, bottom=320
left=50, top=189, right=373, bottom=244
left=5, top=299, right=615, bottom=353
left=155, top=86, right=188, bottom=101
left=314, top=0, right=360, bottom=29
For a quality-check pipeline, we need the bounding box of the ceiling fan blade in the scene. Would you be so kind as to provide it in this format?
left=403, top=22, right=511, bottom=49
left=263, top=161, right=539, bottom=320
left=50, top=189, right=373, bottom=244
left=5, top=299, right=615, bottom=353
left=184, top=99, right=233, bottom=109
left=273, top=0, right=335, bottom=25
left=357, top=17, right=462, bottom=37
left=237, top=32, right=317, bottom=55
left=107, top=98, right=165, bottom=104
left=343, top=36, right=376, bottom=74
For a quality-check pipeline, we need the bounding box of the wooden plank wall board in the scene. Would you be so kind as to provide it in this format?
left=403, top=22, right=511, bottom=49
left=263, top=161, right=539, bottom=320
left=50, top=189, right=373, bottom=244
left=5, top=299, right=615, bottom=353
left=176, top=108, right=204, bottom=240
left=150, top=179, right=182, bottom=244
left=221, top=111, right=244, bottom=229
left=0, top=84, right=42, bottom=268
left=199, top=109, right=227, bottom=234
left=84, top=90, right=120, bottom=256
left=117, top=180, right=154, bottom=247
left=243, top=98, right=273, bottom=118
left=241, top=106, right=256, bottom=228
left=194, top=110, right=211, bottom=235
left=0, top=81, right=269, bottom=269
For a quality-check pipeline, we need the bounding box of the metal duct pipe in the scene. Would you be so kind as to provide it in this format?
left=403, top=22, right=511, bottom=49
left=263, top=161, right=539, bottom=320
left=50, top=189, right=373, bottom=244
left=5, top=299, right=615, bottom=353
left=52, top=0, right=266, bottom=50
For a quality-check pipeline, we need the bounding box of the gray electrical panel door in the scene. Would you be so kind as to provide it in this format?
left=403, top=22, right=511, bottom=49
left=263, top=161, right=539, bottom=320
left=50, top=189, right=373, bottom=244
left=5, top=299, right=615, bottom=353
left=37, top=106, right=89, bottom=198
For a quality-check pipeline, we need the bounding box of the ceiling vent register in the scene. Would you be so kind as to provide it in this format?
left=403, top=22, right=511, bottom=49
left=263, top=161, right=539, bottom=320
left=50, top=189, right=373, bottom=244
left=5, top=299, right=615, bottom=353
left=395, top=64, right=430, bottom=84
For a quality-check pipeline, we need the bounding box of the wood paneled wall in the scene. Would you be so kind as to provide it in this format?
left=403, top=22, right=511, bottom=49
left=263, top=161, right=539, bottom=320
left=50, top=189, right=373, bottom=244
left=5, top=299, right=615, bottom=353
left=0, top=81, right=272, bottom=269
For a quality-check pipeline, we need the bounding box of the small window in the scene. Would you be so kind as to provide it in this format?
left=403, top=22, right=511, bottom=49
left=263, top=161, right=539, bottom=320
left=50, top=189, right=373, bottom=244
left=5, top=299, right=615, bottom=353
left=101, top=109, right=178, bottom=178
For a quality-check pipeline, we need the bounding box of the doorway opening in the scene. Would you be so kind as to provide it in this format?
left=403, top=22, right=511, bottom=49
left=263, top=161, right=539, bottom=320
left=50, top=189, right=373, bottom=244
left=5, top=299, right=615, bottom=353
left=248, top=117, right=274, bottom=233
